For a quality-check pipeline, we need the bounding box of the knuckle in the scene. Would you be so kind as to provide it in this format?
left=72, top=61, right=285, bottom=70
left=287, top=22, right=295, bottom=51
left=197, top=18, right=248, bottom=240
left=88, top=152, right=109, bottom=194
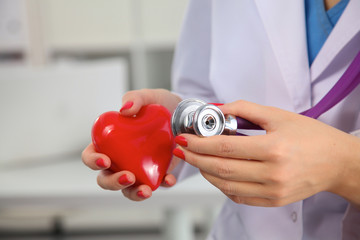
left=81, top=150, right=87, bottom=164
left=268, top=140, right=294, bottom=163
left=214, top=159, right=232, bottom=178
left=122, top=90, right=134, bottom=101
left=269, top=198, right=286, bottom=207
left=139, top=88, right=153, bottom=101
left=268, top=145, right=286, bottom=162
left=268, top=189, right=284, bottom=200
left=218, top=140, right=234, bottom=155
left=266, top=169, right=288, bottom=185
left=220, top=181, right=234, bottom=195
left=123, top=89, right=149, bottom=102
left=267, top=185, right=288, bottom=200
left=96, top=175, right=108, bottom=190
left=81, top=144, right=92, bottom=165
left=97, top=174, right=120, bottom=191
left=121, top=188, right=130, bottom=198
left=122, top=189, right=138, bottom=201
left=267, top=138, right=285, bottom=159
left=186, top=153, right=198, bottom=166
left=190, top=141, right=202, bottom=154
left=231, top=196, right=245, bottom=205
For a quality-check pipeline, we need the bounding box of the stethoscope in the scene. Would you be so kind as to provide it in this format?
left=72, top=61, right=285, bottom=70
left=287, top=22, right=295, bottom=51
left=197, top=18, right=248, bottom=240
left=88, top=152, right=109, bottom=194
left=171, top=50, right=360, bottom=137
left=171, top=98, right=261, bottom=137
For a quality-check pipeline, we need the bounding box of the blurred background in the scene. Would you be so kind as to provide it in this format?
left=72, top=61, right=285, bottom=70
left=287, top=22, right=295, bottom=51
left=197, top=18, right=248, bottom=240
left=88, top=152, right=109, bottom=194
left=0, top=0, right=225, bottom=239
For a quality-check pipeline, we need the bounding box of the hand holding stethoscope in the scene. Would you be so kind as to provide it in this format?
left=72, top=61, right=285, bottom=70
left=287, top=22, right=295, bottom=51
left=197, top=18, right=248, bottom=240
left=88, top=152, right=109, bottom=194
left=172, top=100, right=360, bottom=207
left=171, top=51, right=360, bottom=206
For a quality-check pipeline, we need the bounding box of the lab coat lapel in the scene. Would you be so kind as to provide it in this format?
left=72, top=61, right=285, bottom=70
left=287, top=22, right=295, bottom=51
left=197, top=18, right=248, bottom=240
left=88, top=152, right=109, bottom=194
left=310, top=0, right=360, bottom=82
left=253, top=0, right=311, bottom=112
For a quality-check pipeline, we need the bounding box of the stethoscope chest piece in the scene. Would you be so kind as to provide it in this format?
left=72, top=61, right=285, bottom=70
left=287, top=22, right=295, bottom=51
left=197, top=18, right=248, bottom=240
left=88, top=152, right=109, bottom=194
left=193, top=104, right=225, bottom=136
left=171, top=98, right=206, bottom=136
left=171, top=99, right=237, bottom=137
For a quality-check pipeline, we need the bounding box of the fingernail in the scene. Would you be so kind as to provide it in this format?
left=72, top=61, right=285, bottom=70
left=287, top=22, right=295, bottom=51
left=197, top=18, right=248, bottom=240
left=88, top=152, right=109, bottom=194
left=175, top=136, right=188, bottom=147
left=118, top=174, right=132, bottom=185
left=120, top=101, right=134, bottom=112
left=95, top=158, right=107, bottom=168
left=137, top=191, right=147, bottom=199
left=173, top=148, right=185, bottom=160
left=209, top=103, right=224, bottom=106
left=165, top=179, right=172, bottom=186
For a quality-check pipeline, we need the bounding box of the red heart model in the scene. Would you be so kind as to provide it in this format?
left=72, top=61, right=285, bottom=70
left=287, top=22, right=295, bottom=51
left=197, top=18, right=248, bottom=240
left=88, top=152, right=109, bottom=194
left=91, top=104, right=175, bottom=191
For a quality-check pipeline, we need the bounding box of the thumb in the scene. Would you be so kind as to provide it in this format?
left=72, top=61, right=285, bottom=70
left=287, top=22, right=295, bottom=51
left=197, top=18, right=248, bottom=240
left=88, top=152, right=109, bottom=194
left=219, top=100, right=285, bottom=131
left=120, top=89, right=181, bottom=116
left=120, top=89, right=156, bottom=116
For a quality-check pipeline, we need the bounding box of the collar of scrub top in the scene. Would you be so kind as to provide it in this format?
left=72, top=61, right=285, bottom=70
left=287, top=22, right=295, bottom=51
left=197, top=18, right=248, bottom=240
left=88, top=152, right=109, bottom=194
left=237, top=49, right=360, bottom=130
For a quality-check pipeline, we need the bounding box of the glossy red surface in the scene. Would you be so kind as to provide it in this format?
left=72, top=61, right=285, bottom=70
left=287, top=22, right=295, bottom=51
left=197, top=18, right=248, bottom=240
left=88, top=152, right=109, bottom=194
left=91, top=104, right=175, bottom=190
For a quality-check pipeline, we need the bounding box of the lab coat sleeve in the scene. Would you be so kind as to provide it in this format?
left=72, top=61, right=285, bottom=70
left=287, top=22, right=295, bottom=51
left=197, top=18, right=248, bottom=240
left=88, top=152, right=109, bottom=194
left=170, top=0, right=217, bottom=181
left=342, top=204, right=360, bottom=240
left=171, top=0, right=217, bottom=104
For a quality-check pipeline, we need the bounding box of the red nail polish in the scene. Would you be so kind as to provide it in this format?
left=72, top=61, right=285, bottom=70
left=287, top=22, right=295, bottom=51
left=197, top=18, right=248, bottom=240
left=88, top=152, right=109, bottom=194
left=175, top=136, right=188, bottom=147
left=137, top=191, right=147, bottom=199
left=95, top=158, right=107, bottom=168
left=165, top=179, right=171, bottom=186
left=173, top=148, right=185, bottom=160
left=118, top=174, right=132, bottom=185
left=209, top=103, right=224, bottom=106
left=120, top=101, right=134, bottom=112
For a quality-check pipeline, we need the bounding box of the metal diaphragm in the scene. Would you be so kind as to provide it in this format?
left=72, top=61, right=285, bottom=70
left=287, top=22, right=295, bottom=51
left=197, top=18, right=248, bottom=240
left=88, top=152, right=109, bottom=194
left=193, top=104, right=225, bottom=137
left=171, top=98, right=206, bottom=136
left=171, top=98, right=237, bottom=137
left=172, top=99, right=245, bottom=136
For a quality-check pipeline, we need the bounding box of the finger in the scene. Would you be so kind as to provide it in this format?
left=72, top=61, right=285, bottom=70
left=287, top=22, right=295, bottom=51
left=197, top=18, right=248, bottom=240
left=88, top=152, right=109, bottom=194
left=161, top=174, right=177, bottom=188
left=178, top=134, right=269, bottom=160
left=82, top=143, right=111, bottom=170
left=200, top=170, right=267, bottom=198
left=97, top=170, right=135, bottom=191
left=226, top=194, right=275, bottom=207
left=176, top=146, right=266, bottom=182
left=201, top=171, right=298, bottom=207
left=122, top=184, right=153, bottom=201
left=120, top=89, right=157, bottom=116
left=219, top=100, right=290, bottom=131
left=120, top=89, right=181, bottom=116
left=226, top=194, right=293, bottom=207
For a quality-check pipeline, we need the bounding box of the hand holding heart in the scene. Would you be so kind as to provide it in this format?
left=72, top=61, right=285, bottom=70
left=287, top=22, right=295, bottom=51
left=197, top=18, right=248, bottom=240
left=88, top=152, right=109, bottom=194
left=92, top=104, right=174, bottom=191
left=174, top=100, right=360, bottom=207
left=82, top=89, right=181, bottom=201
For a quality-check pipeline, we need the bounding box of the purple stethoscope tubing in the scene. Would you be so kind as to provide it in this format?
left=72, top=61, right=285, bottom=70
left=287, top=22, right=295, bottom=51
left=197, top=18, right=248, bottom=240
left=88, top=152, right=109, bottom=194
left=301, top=50, right=360, bottom=119
left=236, top=50, right=360, bottom=130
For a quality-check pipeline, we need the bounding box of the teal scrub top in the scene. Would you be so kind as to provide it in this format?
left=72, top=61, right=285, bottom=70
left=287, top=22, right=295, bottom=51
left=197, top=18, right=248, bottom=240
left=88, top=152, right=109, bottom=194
left=305, top=0, right=350, bottom=65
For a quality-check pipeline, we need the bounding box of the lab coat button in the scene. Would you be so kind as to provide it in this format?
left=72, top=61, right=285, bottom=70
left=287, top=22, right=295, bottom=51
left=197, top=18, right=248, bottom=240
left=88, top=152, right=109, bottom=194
left=291, top=211, right=297, bottom=222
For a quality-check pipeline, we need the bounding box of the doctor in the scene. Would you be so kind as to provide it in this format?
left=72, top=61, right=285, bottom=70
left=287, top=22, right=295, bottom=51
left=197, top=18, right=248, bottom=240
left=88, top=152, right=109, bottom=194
left=82, top=0, right=360, bottom=239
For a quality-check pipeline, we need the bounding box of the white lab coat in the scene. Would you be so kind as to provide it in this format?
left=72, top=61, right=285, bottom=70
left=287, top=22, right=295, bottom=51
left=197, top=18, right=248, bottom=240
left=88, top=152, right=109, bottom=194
left=171, top=0, right=360, bottom=239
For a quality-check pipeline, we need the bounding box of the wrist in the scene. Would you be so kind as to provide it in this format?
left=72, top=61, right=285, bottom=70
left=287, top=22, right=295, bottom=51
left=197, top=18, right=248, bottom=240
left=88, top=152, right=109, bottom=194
left=329, top=133, right=360, bottom=206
